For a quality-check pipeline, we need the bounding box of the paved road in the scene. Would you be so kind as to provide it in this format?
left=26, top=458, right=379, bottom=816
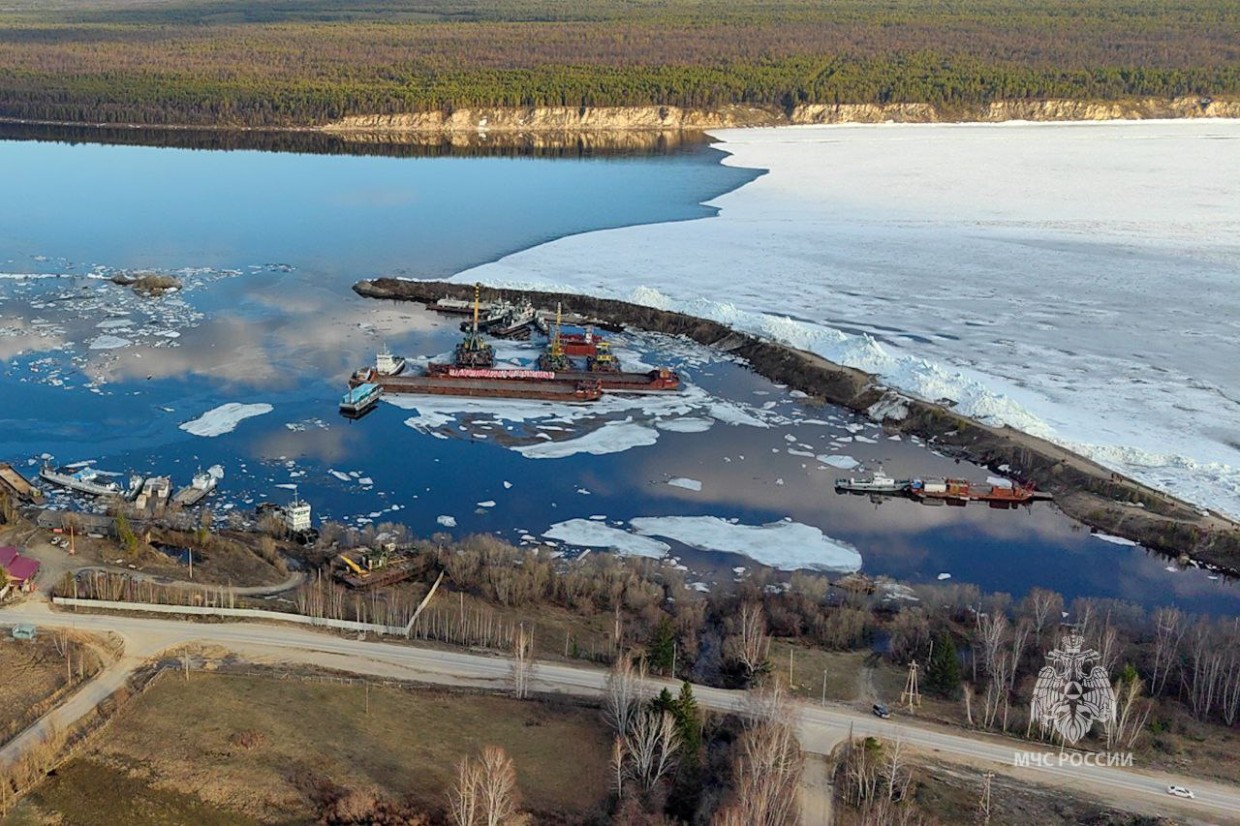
left=1, top=600, right=1237, bottom=823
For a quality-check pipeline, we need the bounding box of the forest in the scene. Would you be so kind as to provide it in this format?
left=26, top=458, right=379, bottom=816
left=0, top=0, right=1238, bottom=127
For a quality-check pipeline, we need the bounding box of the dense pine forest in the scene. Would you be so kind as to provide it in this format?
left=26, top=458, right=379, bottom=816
left=1, top=0, right=1238, bottom=127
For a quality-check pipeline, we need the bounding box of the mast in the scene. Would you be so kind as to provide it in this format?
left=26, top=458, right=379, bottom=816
left=472, top=282, right=481, bottom=334
left=550, top=302, right=564, bottom=360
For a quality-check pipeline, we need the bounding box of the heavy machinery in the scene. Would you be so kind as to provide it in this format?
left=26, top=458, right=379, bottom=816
left=334, top=547, right=418, bottom=589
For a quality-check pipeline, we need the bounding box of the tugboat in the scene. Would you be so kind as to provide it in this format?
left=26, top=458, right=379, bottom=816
left=375, top=345, right=405, bottom=376
left=834, top=469, right=912, bottom=495
left=490, top=298, right=538, bottom=339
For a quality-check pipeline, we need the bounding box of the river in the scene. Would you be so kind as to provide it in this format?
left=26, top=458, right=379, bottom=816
left=0, top=126, right=1235, bottom=614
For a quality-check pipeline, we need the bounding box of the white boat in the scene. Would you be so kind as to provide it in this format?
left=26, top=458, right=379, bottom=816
left=834, top=470, right=911, bottom=495
left=375, top=345, right=405, bottom=376
left=39, top=465, right=123, bottom=497
left=173, top=464, right=223, bottom=506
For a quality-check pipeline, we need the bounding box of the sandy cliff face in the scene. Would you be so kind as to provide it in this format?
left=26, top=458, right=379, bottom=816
left=322, top=104, right=781, bottom=133
left=322, top=97, right=1240, bottom=133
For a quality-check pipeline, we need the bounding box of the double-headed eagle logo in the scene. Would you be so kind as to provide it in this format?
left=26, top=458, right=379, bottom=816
left=1030, top=633, right=1116, bottom=744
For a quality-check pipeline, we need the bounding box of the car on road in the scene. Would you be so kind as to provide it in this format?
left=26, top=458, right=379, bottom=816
left=872, top=703, right=891, bottom=719
left=1166, top=785, right=1195, bottom=799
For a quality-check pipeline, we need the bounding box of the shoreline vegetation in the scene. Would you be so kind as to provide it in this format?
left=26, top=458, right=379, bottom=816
left=2, top=0, right=1239, bottom=131
left=353, top=278, right=1240, bottom=574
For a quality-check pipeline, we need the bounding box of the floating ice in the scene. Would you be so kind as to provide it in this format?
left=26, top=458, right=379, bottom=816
left=477, top=500, right=496, bottom=507
left=667, top=477, right=703, bottom=492
left=515, top=420, right=659, bottom=459
left=1092, top=533, right=1140, bottom=547
left=818, top=455, right=860, bottom=470
left=179, top=402, right=273, bottom=437
left=543, top=519, right=670, bottom=558
left=937, top=573, right=952, bottom=581
left=436, top=515, right=457, bottom=528
left=655, top=417, right=714, bottom=433
left=629, top=516, right=862, bottom=572
left=89, top=335, right=132, bottom=350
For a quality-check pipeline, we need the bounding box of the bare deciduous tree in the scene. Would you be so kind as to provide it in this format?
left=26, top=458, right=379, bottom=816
left=449, top=757, right=482, bottom=826
left=450, top=746, right=521, bottom=826
left=510, top=622, right=535, bottom=700
left=728, top=602, right=771, bottom=676
left=477, top=746, right=520, bottom=826
left=604, top=654, right=645, bottom=736
left=1150, top=606, right=1186, bottom=697
left=719, top=682, right=803, bottom=826
left=624, top=709, right=681, bottom=794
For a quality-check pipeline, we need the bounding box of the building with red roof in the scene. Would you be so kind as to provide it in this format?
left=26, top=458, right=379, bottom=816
left=0, top=546, right=40, bottom=592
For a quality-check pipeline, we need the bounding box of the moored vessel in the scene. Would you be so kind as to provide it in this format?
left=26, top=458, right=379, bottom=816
left=340, top=382, right=383, bottom=415
left=40, top=464, right=123, bottom=497
left=173, top=465, right=223, bottom=506
left=375, top=345, right=406, bottom=376
left=834, top=470, right=912, bottom=495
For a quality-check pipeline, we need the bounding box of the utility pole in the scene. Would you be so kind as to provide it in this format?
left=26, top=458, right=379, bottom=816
left=979, top=771, right=994, bottom=824
left=789, top=647, right=794, bottom=685
left=822, top=670, right=828, bottom=706
left=901, top=660, right=921, bottom=710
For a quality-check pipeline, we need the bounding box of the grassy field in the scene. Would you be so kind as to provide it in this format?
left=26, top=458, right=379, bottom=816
left=9, top=673, right=612, bottom=824
left=0, top=634, right=103, bottom=744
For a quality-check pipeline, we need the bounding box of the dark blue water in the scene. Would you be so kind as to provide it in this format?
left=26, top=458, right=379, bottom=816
left=0, top=136, right=1235, bottom=615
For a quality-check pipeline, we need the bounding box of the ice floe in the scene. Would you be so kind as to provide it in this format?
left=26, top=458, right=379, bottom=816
left=436, top=515, right=457, bottom=528
left=818, top=455, right=860, bottom=470
left=543, top=519, right=671, bottom=558
left=629, top=515, right=862, bottom=572
left=515, top=420, right=660, bottom=459
left=667, top=477, right=703, bottom=492
left=179, top=402, right=273, bottom=437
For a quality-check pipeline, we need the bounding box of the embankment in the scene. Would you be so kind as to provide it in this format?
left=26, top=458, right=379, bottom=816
left=322, top=97, right=1240, bottom=135
left=354, top=278, right=1240, bottom=574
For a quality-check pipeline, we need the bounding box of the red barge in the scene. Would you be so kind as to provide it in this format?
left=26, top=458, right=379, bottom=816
left=350, top=367, right=603, bottom=403
left=909, top=478, right=1051, bottom=508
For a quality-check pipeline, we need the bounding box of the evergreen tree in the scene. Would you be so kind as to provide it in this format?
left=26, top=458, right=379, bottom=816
left=926, top=634, right=962, bottom=699
left=674, top=681, right=702, bottom=757
left=648, top=616, right=676, bottom=675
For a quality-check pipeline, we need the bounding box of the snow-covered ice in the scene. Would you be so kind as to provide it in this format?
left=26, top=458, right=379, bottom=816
left=818, top=454, right=860, bottom=470
left=667, top=477, right=703, bottom=492
left=436, top=515, right=457, bottom=528
left=515, top=420, right=660, bottom=459
left=543, top=519, right=671, bottom=558
left=450, top=120, right=1240, bottom=519
left=629, top=515, right=862, bottom=572
left=179, top=402, right=273, bottom=437
left=1092, top=532, right=1140, bottom=547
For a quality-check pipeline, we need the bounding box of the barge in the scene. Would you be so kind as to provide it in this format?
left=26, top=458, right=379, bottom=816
left=910, top=478, right=1050, bottom=508
left=426, top=362, right=680, bottom=393
left=172, top=465, right=223, bottom=506
left=40, top=465, right=123, bottom=497
left=352, top=368, right=603, bottom=403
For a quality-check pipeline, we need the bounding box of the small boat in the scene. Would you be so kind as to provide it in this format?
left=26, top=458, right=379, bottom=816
left=375, top=346, right=405, bottom=376
left=834, top=470, right=911, bottom=495
left=340, top=382, right=383, bottom=415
